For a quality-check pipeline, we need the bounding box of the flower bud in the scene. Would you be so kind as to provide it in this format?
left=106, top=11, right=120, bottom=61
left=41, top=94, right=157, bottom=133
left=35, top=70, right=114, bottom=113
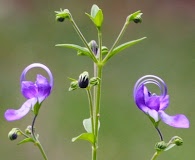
left=55, top=9, right=72, bottom=22
left=155, top=141, right=167, bottom=151
left=127, top=10, right=143, bottom=24
left=89, top=40, right=98, bottom=56
left=69, top=80, right=79, bottom=91
left=89, top=77, right=100, bottom=87
left=25, top=125, right=33, bottom=135
left=78, top=71, right=89, bottom=88
left=8, top=128, right=21, bottom=141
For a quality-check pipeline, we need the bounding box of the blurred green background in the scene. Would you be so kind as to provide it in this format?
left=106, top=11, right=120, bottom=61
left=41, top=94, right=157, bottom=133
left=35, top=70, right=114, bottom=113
left=0, top=0, right=194, bottom=159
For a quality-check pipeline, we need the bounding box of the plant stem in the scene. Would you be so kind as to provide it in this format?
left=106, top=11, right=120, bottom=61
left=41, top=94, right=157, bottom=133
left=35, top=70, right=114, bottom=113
left=70, top=18, right=98, bottom=63
left=155, top=127, right=163, bottom=141
left=150, top=151, right=161, bottom=160
left=86, top=89, right=95, bottom=134
left=31, top=115, right=48, bottom=160
left=93, top=64, right=103, bottom=160
left=103, top=21, right=129, bottom=63
left=36, top=141, right=48, bottom=160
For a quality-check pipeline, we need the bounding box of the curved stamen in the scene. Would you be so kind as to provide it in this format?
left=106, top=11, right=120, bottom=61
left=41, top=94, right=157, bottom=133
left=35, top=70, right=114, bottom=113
left=20, top=63, right=54, bottom=90
left=133, top=75, right=167, bottom=99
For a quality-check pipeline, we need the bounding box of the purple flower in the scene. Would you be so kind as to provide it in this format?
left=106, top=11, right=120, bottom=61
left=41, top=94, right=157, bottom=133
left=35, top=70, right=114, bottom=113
left=133, top=75, right=189, bottom=128
left=4, top=63, right=54, bottom=121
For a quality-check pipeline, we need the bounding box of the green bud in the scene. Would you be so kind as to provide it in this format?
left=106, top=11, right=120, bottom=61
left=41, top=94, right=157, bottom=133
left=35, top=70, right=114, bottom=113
left=155, top=141, right=167, bottom=151
left=127, top=10, right=143, bottom=24
left=89, top=77, right=100, bottom=87
left=55, top=9, right=72, bottom=22
left=164, top=136, right=183, bottom=151
left=102, top=46, right=108, bottom=55
left=69, top=80, right=78, bottom=91
left=78, top=71, right=89, bottom=88
left=8, top=128, right=21, bottom=141
left=25, top=125, right=33, bottom=135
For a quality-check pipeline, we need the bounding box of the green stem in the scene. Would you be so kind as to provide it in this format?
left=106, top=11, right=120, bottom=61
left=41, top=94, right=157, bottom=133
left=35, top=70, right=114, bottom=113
left=36, top=141, right=48, bottom=160
left=97, top=29, right=103, bottom=61
left=150, top=151, right=161, bottom=160
left=93, top=64, right=103, bottom=160
left=103, top=21, right=129, bottom=63
left=70, top=18, right=98, bottom=63
left=31, top=115, right=48, bottom=160
left=86, top=89, right=95, bottom=134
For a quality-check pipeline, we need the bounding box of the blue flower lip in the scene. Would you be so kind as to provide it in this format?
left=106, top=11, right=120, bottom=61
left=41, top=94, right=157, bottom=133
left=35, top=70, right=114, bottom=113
left=20, top=63, right=54, bottom=90
left=133, top=75, right=167, bottom=99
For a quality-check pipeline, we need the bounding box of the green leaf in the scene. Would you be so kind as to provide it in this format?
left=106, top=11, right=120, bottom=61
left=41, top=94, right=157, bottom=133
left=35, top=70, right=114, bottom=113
left=56, top=44, right=90, bottom=57
left=17, top=137, right=34, bottom=145
left=106, top=37, right=146, bottom=61
left=72, top=133, right=94, bottom=145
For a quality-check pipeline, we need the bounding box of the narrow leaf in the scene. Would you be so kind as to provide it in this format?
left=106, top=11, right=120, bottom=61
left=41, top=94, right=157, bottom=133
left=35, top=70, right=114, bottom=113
left=72, top=133, right=94, bottom=145
left=17, top=137, right=34, bottom=145
left=56, top=44, right=90, bottom=57
left=106, top=37, right=146, bottom=61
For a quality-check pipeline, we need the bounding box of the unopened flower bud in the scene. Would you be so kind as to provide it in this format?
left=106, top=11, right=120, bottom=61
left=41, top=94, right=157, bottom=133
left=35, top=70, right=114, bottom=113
left=155, top=141, right=167, bottom=151
left=8, top=128, right=21, bottom=141
left=55, top=9, right=72, bottom=22
left=89, top=77, right=100, bottom=87
left=170, top=136, right=183, bottom=146
left=78, top=71, right=89, bottom=88
left=127, top=11, right=143, bottom=24
left=69, top=80, right=78, bottom=91
left=25, top=125, right=33, bottom=135
left=89, top=40, right=98, bottom=56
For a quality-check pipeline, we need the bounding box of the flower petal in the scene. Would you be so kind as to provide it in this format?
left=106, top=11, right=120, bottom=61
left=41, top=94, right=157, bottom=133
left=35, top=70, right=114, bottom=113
left=36, top=74, right=51, bottom=98
left=134, top=85, right=147, bottom=110
left=147, top=109, right=159, bottom=122
left=159, top=95, right=169, bottom=110
left=4, top=98, right=37, bottom=121
left=159, top=111, right=190, bottom=128
left=21, top=81, right=37, bottom=99
left=146, top=96, right=160, bottom=111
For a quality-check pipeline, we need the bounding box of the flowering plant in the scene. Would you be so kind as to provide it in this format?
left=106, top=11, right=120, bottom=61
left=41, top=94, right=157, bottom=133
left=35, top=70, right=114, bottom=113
left=4, top=4, right=189, bottom=160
